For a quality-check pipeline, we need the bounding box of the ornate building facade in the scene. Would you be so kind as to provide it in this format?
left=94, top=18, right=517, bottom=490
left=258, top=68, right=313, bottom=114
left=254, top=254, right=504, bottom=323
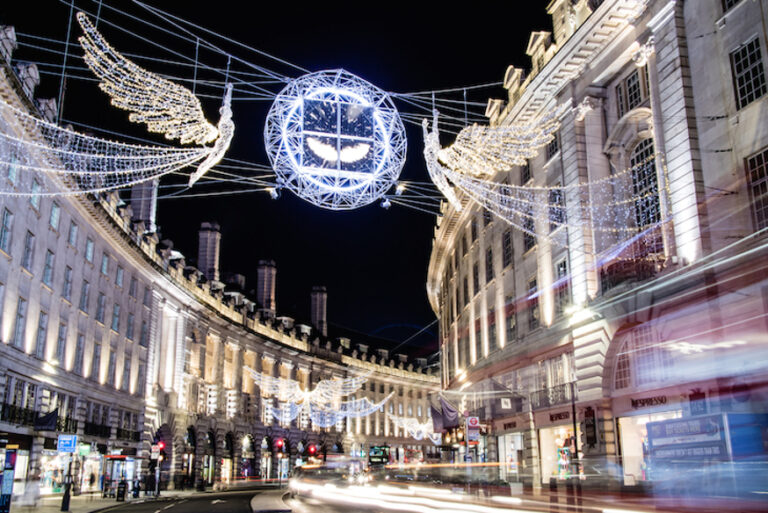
left=427, top=0, right=768, bottom=490
left=0, top=27, right=439, bottom=499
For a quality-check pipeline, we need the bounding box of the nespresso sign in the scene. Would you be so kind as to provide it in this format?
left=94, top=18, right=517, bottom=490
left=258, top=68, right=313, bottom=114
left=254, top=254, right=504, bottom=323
left=631, top=395, right=667, bottom=409
left=550, top=411, right=570, bottom=422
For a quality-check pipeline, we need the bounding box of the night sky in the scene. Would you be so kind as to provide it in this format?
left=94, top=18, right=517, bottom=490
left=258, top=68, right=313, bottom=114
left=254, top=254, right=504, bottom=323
left=1, top=2, right=552, bottom=357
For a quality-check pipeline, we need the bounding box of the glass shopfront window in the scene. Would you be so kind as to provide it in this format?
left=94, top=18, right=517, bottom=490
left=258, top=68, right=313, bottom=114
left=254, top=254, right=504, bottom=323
left=539, top=425, right=581, bottom=483
left=617, top=411, right=681, bottom=485
left=498, top=432, right=524, bottom=482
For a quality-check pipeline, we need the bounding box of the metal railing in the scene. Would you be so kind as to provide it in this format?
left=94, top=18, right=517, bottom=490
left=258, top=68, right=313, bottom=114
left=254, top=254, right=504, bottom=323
left=0, top=402, right=37, bottom=426
left=116, top=427, right=141, bottom=442
left=530, top=383, right=576, bottom=410
left=84, top=421, right=112, bottom=438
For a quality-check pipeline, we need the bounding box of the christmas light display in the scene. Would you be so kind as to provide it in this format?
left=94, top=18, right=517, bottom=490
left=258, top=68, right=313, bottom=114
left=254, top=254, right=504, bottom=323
left=246, top=367, right=393, bottom=427
left=77, top=12, right=234, bottom=186
left=423, top=111, right=670, bottom=250
left=264, top=69, right=407, bottom=210
left=0, top=97, right=211, bottom=197
left=387, top=412, right=442, bottom=445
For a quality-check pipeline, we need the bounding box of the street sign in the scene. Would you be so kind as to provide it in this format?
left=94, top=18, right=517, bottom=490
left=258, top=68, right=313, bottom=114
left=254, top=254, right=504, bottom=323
left=57, top=434, right=78, bottom=453
left=466, top=416, right=480, bottom=428
left=150, top=444, right=160, bottom=459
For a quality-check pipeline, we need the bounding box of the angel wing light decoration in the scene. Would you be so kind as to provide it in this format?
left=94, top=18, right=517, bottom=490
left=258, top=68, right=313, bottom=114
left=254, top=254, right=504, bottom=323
left=76, top=12, right=234, bottom=186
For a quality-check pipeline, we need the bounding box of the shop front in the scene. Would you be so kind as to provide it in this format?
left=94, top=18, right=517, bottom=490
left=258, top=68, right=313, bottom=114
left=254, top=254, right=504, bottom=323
left=221, top=433, right=234, bottom=484
left=613, top=392, right=683, bottom=486
left=0, top=433, right=32, bottom=498
left=180, top=427, right=196, bottom=489
left=260, top=437, right=271, bottom=480
left=77, top=443, right=103, bottom=493
left=535, top=409, right=582, bottom=484
left=201, top=431, right=215, bottom=486
left=497, top=429, right=524, bottom=483
left=240, top=435, right=256, bottom=479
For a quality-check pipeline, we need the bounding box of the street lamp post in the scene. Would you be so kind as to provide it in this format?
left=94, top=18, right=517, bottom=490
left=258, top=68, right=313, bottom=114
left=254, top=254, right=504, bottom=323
left=60, top=456, right=72, bottom=511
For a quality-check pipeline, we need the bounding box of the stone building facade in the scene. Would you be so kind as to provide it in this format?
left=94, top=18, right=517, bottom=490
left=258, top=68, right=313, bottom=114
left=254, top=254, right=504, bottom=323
left=427, top=0, right=768, bottom=489
left=0, top=28, right=438, bottom=498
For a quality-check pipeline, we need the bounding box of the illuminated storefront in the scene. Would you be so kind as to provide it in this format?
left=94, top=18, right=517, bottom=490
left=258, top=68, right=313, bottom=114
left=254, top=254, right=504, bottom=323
left=535, top=406, right=582, bottom=484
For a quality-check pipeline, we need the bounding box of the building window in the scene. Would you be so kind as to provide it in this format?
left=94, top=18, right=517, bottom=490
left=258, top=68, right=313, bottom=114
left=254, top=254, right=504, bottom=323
left=129, top=277, right=138, bottom=298
left=616, top=66, right=650, bottom=118
left=126, top=313, right=135, bottom=340
left=49, top=202, right=61, bottom=230
left=521, top=161, right=531, bottom=184
left=143, top=287, right=152, bottom=307
left=546, top=132, right=560, bottom=161
left=472, top=263, right=479, bottom=294
left=115, top=266, right=124, bottom=288
left=35, top=310, right=48, bottom=358
left=0, top=208, right=13, bottom=253
left=488, top=309, right=497, bottom=353
left=62, top=266, right=73, bottom=301
left=722, top=0, right=740, bottom=12
left=549, top=186, right=565, bottom=232
left=55, top=322, right=67, bottom=364
left=502, top=230, right=513, bottom=268
left=122, top=357, right=131, bottom=391
left=527, top=278, right=540, bottom=331
left=613, top=325, right=673, bottom=389
left=43, top=250, right=55, bottom=286
left=747, top=147, right=768, bottom=230
left=6, top=155, right=18, bottom=184
left=470, top=219, right=478, bottom=242
left=630, top=139, right=662, bottom=253
left=30, top=180, right=41, bottom=209
left=523, top=209, right=536, bottom=252
left=483, top=209, right=492, bottom=227
left=463, top=277, right=470, bottom=306
left=74, top=334, right=85, bottom=375
left=101, top=253, right=109, bottom=275
left=554, top=259, right=571, bottom=315
left=68, top=221, right=78, bottom=246
left=11, top=297, right=27, bottom=349
left=485, top=248, right=494, bottom=283
left=139, top=320, right=149, bottom=347
left=107, top=349, right=116, bottom=386
left=21, top=231, right=35, bottom=270
left=505, top=295, right=517, bottom=343
left=475, top=325, right=482, bottom=361
left=731, top=38, right=767, bottom=110
left=111, top=303, right=121, bottom=332
left=96, top=293, right=106, bottom=323
left=85, top=238, right=94, bottom=262
left=78, top=281, right=90, bottom=313
left=92, top=341, right=101, bottom=380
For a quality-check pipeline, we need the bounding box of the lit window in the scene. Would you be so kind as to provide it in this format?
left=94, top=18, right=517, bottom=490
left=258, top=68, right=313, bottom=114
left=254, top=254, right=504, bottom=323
left=616, top=66, right=650, bottom=118
left=85, top=238, right=94, bottom=262
left=30, top=180, right=41, bottom=209
left=731, top=37, right=766, bottom=110
left=49, top=202, right=61, bottom=230
left=746, top=147, right=768, bottom=230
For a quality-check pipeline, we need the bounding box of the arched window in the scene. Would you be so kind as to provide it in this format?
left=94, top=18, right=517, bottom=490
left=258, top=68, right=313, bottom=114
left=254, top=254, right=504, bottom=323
left=613, top=325, right=673, bottom=390
left=630, top=139, right=662, bottom=254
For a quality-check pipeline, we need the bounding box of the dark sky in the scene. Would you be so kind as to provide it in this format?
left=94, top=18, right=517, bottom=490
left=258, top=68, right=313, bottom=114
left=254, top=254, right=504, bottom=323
left=2, top=1, right=552, bottom=357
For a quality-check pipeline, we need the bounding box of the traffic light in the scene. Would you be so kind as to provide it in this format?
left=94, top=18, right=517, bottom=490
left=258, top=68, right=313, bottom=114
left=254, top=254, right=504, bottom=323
left=157, top=441, right=165, bottom=450
left=275, top=438, right=284, bottom=449
left=307, top=444, right=317, bottom=456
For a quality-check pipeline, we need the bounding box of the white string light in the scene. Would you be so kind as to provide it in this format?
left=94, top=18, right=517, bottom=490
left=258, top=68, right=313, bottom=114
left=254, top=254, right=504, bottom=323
left=387, top=413, right=441, bottom=445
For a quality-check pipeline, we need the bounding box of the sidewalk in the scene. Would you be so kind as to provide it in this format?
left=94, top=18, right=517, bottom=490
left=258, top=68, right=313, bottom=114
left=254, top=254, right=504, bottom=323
left=13, top=489, right=200, bottom=513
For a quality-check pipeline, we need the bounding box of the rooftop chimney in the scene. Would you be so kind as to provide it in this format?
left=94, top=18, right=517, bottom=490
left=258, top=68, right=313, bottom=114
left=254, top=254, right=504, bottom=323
left=131, top=179, right=159, bottom=232
left=256, top=260, right=276, bottom=318
left=198, top=222, right=221, bottom=283
left=310, top=285, right=327, bottom=337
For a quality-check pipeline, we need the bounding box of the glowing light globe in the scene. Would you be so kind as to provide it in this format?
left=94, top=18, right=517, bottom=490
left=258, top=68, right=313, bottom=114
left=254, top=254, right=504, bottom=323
left=264, top=69, right=407, bottom=210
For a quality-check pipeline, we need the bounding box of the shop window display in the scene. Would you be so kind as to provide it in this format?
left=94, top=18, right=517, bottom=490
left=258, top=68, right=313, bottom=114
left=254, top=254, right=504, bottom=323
left=539, top=425, right=581, bottom=483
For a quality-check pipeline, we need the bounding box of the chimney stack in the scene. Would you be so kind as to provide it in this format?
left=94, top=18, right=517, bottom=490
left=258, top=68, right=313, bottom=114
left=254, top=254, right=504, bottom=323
left=131, top=179, right=159, bottom=232
left=198, top=222, right=221, bottom=283
left=310, top=286, right=327, bottom=337
left=256, top=260, right=277, bottom=318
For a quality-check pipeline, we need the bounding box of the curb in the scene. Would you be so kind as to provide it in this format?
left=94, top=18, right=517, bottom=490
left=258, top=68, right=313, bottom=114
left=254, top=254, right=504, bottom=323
left=250, top=490, right=292, bottom=513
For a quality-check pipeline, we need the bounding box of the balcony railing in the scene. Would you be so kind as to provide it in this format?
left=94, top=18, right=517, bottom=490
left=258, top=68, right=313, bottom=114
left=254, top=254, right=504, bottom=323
left=530, top=383, right=575, bottom=410
left=57, top=416, right=78, bottom=433
left=115, top=428, right=141, bottom=442
left=0, top=403, right=36, bottom=426
left=84, top=421, right=112, bottom=438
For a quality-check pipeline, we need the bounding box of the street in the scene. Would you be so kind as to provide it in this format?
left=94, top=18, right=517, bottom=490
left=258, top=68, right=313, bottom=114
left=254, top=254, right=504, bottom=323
left=85, top=490, right=256, bottom=513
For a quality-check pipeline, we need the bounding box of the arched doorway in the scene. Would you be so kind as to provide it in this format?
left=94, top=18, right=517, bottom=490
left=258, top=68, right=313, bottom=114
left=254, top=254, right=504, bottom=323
left=179, top=426, right=196, bottom=489
left=221, top=432, right=235, bottom=483
left=201, top=431, right=216, bottom=486
left=241, top=435, right=256, bottom=480
left=260, top=437, right=272, bottom=480
left=276, top=438, right=290, bottom=480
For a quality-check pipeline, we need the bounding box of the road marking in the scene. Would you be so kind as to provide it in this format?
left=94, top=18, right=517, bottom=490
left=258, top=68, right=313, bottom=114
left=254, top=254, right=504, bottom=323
left=163, top=504, right=176, bottom=510
left=211, top=499, right=227, bottom=504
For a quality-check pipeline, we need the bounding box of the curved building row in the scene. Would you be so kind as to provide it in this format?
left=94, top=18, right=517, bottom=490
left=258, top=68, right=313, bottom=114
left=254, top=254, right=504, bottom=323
left=0, top=29, right=438, bottom=499
left=427, top=0, right=768, bottom=490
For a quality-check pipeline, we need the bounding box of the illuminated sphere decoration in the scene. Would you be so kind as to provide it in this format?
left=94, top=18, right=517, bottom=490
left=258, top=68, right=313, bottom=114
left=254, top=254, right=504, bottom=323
left=264, top=69, right=407, bottom=210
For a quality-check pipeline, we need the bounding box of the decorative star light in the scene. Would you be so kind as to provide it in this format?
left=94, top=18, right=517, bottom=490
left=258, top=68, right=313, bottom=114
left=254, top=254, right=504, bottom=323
left=264, top=69, right=407, bottom=210
left=387, top=413, right=442, bottom=445
left=246, top=367, right=393, bottom=427
left=77, top=12, right=234, bottom=186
